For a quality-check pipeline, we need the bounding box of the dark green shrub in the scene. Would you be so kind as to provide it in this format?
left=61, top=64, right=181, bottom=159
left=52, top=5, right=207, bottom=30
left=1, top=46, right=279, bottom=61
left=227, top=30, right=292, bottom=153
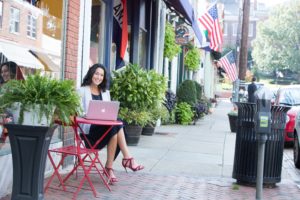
left=175, top=102, right=194, bottom=125
left=177, top=80, right=197, bottom=106
left=194, top=81, right=203, bottom=101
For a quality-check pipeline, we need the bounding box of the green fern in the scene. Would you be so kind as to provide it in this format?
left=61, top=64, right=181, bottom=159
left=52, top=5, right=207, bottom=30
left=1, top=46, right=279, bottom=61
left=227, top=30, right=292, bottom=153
left=0, top=73, right=82, bottom=125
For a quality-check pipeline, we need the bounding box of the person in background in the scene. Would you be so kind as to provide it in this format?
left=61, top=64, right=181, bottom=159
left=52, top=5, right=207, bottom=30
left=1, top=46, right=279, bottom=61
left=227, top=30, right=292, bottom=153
left=78, top=63, right=144, bottom=184
left=0, top=61, right=17, bottom=85
left=0, top=62, right=18, bottom=142
left=247, top=77, right=257, bottom=103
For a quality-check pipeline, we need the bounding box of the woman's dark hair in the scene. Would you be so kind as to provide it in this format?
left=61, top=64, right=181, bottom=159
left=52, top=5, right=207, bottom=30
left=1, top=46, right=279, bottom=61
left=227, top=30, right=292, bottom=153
left=81, top=63, right=108, bottom=92
left=0, top=61, right=17, bottom=83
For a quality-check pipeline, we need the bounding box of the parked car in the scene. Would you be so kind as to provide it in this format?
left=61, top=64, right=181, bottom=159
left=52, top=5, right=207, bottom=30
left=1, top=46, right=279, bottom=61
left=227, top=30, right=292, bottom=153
left=269, top=87, right=278, bottom=105
left=274, top=85, right=300, bottom=145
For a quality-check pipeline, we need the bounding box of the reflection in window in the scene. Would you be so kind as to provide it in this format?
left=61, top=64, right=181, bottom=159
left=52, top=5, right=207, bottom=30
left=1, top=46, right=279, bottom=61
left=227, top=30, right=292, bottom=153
left=90, top=2, right=100, bottom=65
left=9, top=7, right=20, bottom=33
left=27, top=13, right=36, bottom=38
left=0, top=1, right=65, bottom=156
left=27, top=13, right=37, bottom=39
left=138, top=29, right=147, bottom=68
left=0, top=1, right=3, bottom=29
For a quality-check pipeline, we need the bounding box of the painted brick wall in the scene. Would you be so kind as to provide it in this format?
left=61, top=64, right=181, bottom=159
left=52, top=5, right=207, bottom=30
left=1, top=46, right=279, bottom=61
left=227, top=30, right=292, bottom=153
left=65, top=0, right=80, bottom=81
left=63, top=0, right=80, bottom=156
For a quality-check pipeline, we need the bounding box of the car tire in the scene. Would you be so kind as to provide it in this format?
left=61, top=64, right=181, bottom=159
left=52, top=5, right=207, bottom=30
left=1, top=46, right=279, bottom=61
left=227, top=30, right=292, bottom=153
left=293, top=132, right=300, bottom=169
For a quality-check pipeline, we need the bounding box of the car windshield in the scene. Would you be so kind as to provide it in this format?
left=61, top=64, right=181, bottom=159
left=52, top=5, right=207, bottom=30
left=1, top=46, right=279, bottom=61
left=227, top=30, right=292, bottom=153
left=279, top=88, right=300, bottom=105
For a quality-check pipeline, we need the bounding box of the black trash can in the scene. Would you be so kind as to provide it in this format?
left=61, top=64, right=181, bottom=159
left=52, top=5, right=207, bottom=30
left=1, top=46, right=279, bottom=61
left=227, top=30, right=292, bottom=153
left=232, top=102, right=290, bottom=186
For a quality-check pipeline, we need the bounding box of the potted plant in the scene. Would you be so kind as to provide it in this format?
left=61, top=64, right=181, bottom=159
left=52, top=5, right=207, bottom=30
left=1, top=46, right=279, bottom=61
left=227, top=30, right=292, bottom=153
left=0, top=74, right=81, bottom=125
left=111, top=63, right=167, bottom=143
left=228, top=109, right=238, bottom=133
left=184, top=44, right=201, bottom=71
left=141, top=70, right=167, bottom=136
left=0, top=73, right=81, bottom=200
left=164, top=22, right=181, bottom=60
left=141, top=105, right=161, bottom=136
left=111, top=64, right=152, bottom=145
left=119, top=108, right=151, bottom=144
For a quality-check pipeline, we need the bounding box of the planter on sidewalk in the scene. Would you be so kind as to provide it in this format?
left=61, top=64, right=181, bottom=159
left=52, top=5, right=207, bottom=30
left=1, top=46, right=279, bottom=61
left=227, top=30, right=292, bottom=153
left=141, top=125, right=155, bottom=136
left=125, top=125, right=143, bottom=146
left=5, top=124, right=57, bottom=200
left=227, top=111, right=238, bottom=133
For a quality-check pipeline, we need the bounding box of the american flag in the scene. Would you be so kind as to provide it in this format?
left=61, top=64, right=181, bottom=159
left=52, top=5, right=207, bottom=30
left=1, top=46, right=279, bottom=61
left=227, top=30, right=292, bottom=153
left=198, top=3, right=223, bottom=51
left=219, top=51, right=238, bottom=82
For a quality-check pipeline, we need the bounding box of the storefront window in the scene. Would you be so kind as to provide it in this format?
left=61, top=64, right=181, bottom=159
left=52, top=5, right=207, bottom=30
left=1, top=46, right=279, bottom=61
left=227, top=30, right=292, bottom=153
left=0, top=0, right=65, bottom=155
left=138, top=29, right=147, bottom=68
left=90, top=0, right=105, bottom=66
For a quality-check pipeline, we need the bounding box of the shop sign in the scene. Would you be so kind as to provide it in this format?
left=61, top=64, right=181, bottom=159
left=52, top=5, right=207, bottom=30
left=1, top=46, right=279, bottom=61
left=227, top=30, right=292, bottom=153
left=175, top=24, right=190, bottom=45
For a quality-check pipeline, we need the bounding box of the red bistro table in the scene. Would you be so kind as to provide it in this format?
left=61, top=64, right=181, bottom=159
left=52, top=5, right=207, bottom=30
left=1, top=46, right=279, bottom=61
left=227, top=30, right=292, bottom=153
left=45, top=117, right=123, bottom=199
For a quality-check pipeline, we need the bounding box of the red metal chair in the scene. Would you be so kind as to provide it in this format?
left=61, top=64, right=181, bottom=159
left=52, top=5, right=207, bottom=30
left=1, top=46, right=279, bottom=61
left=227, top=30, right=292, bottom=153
left=44, top=117, right=112, bottom=199
left=0, top=114, right=9, bottom=142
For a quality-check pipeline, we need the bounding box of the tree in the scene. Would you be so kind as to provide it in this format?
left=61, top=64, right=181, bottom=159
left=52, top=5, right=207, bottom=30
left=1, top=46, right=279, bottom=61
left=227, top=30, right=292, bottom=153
left=252, top=1, right=300, bottom=73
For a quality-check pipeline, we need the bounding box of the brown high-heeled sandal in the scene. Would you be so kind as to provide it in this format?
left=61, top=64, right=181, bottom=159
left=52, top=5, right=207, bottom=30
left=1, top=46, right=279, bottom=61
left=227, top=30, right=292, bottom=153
left=122, top=158, right=144, bottom=173
left=105, top=167, right=118, bottom=184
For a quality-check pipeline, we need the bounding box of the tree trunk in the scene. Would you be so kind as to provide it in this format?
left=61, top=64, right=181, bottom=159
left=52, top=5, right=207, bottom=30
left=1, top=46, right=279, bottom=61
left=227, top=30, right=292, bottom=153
left=238, top=0, right=250, bottom=80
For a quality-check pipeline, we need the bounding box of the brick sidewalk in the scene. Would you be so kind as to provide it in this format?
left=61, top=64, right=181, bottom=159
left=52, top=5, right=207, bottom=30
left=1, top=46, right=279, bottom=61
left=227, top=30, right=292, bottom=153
left=2, top=99, right=300, bottom=200
left=2, top=171, right=299, bottom=200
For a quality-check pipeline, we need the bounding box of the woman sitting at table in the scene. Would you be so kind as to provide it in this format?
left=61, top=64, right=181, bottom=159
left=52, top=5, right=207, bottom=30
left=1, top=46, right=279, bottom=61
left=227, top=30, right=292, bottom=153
left=78, top=63, right=144, bottom=183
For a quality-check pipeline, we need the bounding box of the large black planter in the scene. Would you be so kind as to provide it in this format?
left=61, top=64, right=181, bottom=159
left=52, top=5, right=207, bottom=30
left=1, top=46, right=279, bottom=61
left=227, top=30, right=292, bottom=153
left=5, top=124, right=57, bottom=200
left=124, top=125, right=142, bottom=146
left=141, top=125, right=155, bottom=136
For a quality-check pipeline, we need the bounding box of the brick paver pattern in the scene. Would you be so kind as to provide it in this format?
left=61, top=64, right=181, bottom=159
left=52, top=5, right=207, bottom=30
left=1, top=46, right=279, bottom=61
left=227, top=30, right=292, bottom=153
left=41, top=171, right=300, bottom=200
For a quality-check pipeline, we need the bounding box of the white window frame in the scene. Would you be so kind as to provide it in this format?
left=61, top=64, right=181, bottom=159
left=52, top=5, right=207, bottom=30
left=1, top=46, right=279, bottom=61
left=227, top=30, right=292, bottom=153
left=27, top=13, right=37, bottom=39
left=248, top=23, right=254, bottom=37
left=9, top=7, right=20, bottom=34
left=223, top=22, right=228, bottom=36
left=232, top=23, right=238, bottom=36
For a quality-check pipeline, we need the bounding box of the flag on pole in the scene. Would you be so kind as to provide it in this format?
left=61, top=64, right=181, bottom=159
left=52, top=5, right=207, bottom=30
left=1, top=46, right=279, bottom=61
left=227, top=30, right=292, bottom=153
left=198, top=3, right=223, bottom=51
left=113, top=0, right=128, bottom=69
left=219, top=51, right=238, bottom=82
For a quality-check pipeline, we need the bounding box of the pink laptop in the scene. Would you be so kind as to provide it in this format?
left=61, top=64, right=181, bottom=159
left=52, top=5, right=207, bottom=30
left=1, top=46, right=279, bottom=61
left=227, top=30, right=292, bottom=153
left=84, top=100, right=120, bottom=121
